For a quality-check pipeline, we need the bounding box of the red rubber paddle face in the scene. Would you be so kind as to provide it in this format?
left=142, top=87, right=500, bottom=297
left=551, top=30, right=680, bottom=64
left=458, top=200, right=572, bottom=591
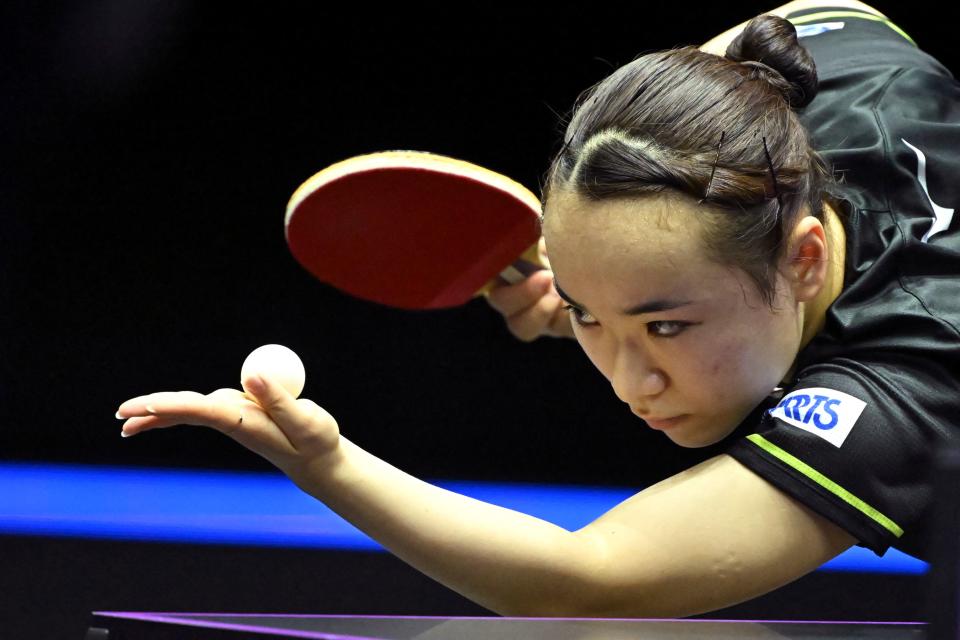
left=286, top=166, right=542, bottom=309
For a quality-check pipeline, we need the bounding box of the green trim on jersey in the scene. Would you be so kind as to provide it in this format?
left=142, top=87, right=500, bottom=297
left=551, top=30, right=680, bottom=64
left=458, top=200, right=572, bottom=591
left=787, top=11, right=916, bottom=47
left=746, top=433, right=905, bottom=538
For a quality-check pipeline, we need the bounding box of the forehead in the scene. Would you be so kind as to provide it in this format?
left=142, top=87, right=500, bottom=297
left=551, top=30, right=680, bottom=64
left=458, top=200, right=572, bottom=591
left=541, top=189, right=740, bottom=303
left=543, top=189, right=708, bottom=265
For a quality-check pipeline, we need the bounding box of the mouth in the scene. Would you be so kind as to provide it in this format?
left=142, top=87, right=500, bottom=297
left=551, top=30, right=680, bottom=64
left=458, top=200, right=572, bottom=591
left=639, top=415, right=689, bottom=431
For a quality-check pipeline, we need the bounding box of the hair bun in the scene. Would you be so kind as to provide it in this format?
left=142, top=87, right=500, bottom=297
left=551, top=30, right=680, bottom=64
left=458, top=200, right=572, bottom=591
left=725, top=14, right=818, bottom=108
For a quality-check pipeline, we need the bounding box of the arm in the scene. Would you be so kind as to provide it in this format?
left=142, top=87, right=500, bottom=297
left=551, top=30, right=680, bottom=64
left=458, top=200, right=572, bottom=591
left=316, top=439, right=855, bottom=617
left=699, top=0, right=888, bottom=56
left=118, top=377, right=854, bottom=617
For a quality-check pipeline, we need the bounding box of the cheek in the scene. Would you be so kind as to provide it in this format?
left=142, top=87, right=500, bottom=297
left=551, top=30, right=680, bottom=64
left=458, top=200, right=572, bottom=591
left=573, top=330, right=613, bottom=380
left=703, top=321, right=789, bottom=402
left=678, top=333, right=774, bottom=435
left=706, top=343, right=737, bottom=376
left=683, top=329, right=770, bottom=394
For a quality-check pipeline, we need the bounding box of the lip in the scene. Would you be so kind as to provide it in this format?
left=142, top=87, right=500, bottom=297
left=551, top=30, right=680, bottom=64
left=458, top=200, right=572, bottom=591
left=640, top=415, right=689, bottom=430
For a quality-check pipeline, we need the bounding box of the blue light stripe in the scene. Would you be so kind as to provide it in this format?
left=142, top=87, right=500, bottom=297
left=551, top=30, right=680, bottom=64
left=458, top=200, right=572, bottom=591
left=0, top=462, right=927, bottom=574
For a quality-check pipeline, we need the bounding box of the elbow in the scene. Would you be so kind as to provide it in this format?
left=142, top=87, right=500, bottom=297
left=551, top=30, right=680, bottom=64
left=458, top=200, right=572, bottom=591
left=490, top=535, right=656, bottom=618
left=488, top=532, right=693, bottom=618
left=493, top=597, right=592, bottom=619
left=492, top=578, right=664, bottom=619
left=502, top=592, right=697, bottom=620
left=497, top=597, right=655, bottom=620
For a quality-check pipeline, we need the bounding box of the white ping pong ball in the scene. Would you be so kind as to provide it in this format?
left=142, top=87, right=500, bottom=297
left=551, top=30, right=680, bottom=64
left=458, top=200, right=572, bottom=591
left=241, top=344, right=306, bottom=398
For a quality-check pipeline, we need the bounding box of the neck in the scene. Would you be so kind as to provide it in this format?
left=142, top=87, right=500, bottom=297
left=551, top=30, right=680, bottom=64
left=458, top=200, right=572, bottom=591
left=799, top=201, right=846, bottom=350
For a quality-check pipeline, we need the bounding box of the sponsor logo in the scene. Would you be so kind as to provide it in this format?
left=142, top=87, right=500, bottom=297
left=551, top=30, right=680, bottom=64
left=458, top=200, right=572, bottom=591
left=767, top=387, right=866, bottom=447
left=796, top=22, right=846, bottom=38
left=901, top=138, right=954, bottom=243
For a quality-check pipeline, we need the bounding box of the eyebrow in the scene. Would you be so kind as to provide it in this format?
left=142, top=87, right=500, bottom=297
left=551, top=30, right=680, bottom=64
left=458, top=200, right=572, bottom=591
left=554, top=278, right=694, bottom=316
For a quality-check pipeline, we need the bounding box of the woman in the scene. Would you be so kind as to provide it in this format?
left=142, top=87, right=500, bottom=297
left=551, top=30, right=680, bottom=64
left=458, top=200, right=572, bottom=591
left=117, top=1, right=959, bottom=617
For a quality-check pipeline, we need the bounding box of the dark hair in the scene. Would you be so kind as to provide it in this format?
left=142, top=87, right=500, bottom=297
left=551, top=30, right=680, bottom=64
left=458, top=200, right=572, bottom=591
left=543, top=14, right=840, bottom=306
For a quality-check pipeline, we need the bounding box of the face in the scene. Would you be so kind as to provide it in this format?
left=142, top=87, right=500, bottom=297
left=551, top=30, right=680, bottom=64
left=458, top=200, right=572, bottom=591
left=542, top=189, right=806, bottom=447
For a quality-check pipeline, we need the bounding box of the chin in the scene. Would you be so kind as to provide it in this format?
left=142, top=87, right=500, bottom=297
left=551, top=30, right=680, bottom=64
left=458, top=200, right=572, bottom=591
left=662, top=419, right=736, bottom=449
left=664, top=433, right=726, bottom=448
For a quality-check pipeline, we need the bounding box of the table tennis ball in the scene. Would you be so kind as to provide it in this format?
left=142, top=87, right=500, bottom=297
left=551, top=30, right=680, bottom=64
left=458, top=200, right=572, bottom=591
left=241, top=344, right=305, bottom=398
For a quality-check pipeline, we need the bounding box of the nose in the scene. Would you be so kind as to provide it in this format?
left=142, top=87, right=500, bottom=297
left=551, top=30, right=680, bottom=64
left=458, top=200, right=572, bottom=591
left=609, top=342, right=667, bottom=406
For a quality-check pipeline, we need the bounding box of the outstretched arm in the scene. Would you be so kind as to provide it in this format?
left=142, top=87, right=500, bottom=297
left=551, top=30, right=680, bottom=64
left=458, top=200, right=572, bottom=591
left=118, top=376, right=854, bottom=617
left=316, top=437, right=855, bottom=617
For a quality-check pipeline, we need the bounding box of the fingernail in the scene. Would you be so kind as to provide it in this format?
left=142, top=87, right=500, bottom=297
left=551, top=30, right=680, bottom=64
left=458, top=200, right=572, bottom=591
left=115, top=411, right=124, bottom=420
left=121, top=429, right=132, bottom=438
left=246, top=375, right=266, bottom=395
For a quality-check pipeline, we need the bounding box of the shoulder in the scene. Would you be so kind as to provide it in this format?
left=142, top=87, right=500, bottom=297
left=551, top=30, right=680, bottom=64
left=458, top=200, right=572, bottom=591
left=727, top=359, right=958, bottom=559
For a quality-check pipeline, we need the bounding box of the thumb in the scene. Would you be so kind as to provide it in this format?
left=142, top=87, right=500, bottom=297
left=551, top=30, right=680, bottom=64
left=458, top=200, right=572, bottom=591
left=242, top=373, right=297, bottom=420
left=243, top=372, right=340, bottom=459
left=537, top=236, right=551, bottom=269
left=529, top=268, right=555, bottom=295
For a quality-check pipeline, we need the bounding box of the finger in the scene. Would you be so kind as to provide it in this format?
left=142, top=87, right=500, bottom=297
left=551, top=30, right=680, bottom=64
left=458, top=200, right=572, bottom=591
left=240, top=374, right=302, bottom=434
left=117, top=390, right=247, bottom=431
left=486, top=270, right=555, bottom=317
left=243, top=375, right=339, bottom=454
left=118, top=391, right=206, bottom=418
left=120, top=415, right=183, bottom=437
left=506, top=287, right=566, bottom=342
left=536, top=236, right=551, bottom=269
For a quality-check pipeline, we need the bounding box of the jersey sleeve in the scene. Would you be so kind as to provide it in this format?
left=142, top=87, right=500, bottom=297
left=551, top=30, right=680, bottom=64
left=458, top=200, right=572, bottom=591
left=725, top=357, right=945, bottom=558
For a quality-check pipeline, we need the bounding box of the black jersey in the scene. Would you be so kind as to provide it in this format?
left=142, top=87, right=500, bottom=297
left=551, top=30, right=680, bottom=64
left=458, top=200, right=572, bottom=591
left=724, top=7, right=960, bottom=560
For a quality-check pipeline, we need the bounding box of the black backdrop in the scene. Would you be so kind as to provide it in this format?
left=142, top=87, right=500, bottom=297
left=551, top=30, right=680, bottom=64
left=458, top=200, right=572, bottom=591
left=2, top=1, right=953, bottom=485
left=3, top=4, right=953, bottom=637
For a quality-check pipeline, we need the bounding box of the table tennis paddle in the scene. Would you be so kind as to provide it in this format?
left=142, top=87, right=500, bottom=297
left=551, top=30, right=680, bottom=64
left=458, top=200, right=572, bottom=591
left=284, top=150, right=545, bottom=310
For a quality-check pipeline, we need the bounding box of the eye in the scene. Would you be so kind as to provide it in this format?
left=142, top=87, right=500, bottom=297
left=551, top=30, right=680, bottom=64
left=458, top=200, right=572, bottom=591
left=561, top=304, right=598, bottom=327
left=648, top=321, right=691, bottom=338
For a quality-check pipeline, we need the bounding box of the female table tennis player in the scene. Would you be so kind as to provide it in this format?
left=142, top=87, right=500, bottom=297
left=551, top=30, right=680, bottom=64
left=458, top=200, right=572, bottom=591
left=117, top=0, right=959, bottom=616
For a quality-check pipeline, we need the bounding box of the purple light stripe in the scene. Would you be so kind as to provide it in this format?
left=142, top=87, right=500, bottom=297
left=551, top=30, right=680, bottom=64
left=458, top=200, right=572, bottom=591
left=94, top=612, right=925, bottom=626
left=92, top=611, right=390, bottom=640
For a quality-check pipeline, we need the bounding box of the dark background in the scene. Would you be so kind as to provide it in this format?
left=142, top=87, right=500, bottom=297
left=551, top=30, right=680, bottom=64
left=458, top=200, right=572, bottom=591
left=3, top=0, right=954, bottom=484
left=1, top=2, right=953, bottom=637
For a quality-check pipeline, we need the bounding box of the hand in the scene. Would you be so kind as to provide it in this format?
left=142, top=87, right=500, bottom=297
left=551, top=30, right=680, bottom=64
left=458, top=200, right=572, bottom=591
left=486, top=239, right=575, bottom=342
left=116, top=374, right=341, bottom=479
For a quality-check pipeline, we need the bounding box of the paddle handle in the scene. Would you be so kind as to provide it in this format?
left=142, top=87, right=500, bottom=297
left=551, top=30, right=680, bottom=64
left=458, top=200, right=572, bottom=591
left=476, top=241, right=547, bottom=298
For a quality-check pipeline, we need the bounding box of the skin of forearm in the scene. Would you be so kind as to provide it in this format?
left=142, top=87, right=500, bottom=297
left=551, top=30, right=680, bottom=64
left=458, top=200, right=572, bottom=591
left=286, top=436, right=608, bottom=616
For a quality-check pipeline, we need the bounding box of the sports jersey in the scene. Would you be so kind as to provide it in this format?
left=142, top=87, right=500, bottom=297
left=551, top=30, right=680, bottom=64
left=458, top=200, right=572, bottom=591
left=724, top=7, right=960, bottom=559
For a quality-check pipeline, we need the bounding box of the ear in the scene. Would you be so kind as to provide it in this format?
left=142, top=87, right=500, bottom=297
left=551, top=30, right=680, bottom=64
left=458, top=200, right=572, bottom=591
left=783, top=216, right=829, bottom=303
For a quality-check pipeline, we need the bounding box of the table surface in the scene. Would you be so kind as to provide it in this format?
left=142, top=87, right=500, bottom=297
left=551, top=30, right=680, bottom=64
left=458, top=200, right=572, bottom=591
left=90, top=612, right=927, bottom=639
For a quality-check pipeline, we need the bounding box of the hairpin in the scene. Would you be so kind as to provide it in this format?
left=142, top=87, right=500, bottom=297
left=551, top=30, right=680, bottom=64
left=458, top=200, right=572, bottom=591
left=702, top=131, right=725, bottom=202
left=761, top=135, right=784, bottom=217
